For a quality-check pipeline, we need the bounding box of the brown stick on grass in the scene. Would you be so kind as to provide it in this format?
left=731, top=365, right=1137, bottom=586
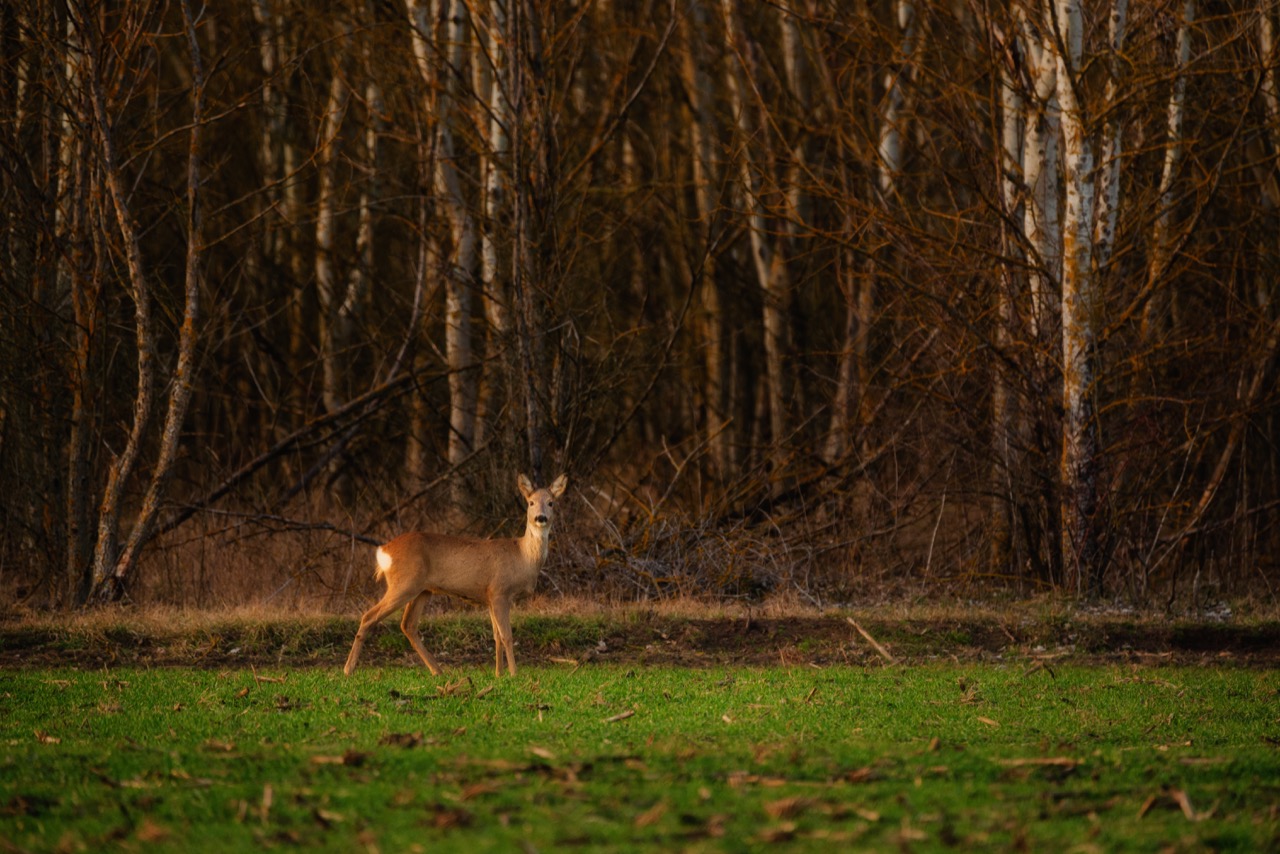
left=847, top=618, right=897, bottom=664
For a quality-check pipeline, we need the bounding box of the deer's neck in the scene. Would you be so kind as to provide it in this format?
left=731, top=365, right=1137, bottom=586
left=519, top=524, right=550, bottom=567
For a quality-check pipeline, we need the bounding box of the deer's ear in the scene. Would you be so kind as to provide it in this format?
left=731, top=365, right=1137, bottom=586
left=517, top=473, right=535, bottom=499
left=549, top=474, right=568, bottom=498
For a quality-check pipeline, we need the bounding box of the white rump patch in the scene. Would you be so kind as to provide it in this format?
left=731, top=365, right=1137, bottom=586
left=375, top=546, right=393, bottom=575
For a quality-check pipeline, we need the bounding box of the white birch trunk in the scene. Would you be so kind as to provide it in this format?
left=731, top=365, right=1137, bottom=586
left=877, top=0, right=915, bottom=199
left=1090, top=0, right=1126, bottom=273
left=408, top=0, right=480, bottom=488
left=1055, top=0, right=1103, bottom=596
left=1019, top=9, right=1059, bottom=343
left=1142, top=0, right=1193, bottom=339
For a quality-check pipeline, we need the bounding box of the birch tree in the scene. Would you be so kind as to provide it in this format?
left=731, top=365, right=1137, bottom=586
left=406, top=0, right=481, bottom=499
left=86, top=0, right=208, bottom=601
left=1054, top=0, right=1121, bottom=597
left=990, top=17, right=1025, bottom=574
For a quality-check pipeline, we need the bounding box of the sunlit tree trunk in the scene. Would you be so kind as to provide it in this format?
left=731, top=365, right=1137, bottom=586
left=1019, top=6, right=1059, bottom=345
left=1055, top=0, right=1108, bottom=598
left=1142, top=0, right=1193, bottom=340
left=406, top=0, right=480, bottom=498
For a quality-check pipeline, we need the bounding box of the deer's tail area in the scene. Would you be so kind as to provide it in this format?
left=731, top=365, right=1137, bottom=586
left=375, top=546, right=393, bottom=579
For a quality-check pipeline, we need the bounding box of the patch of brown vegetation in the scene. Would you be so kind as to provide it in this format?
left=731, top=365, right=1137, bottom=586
left=1, top=600, right=1277, bottom=670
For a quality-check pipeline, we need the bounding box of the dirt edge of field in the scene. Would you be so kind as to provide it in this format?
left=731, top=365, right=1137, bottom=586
left=2, top=606, right=1277, bottom=670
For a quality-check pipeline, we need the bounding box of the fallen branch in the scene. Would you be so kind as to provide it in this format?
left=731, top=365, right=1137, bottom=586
left=846, top=618, right=897, bottom=665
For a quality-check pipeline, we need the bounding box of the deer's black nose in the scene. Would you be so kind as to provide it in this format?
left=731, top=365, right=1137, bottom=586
left=535, top=514, right=548, bottom=524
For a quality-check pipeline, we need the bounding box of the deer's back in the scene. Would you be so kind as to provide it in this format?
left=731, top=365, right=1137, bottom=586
left=379, top=531, right=532, bottom=602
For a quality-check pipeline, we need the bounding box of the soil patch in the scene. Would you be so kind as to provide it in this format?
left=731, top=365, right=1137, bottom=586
left=2, top=611, right=1277, bottom=670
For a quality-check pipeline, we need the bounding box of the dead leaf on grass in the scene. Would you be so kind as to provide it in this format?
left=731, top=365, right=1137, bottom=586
left=634, top=800, right=668, bottom=828
left=896, top=822, right=928, bottom=842
left=844, top=766, right=875, bottom=784
left=460, top=781, right=499, bottom=801
left=1138, top=787, right=1207, bottom=821
left=976, top=716, right=1000, bottom=728
left=380, top=732, right=423, bottom=749
left=135, top=817, right=169, bottom=843
left=429, top=805, right=472, bottom=829
left=34, top=730, right=60, bottom=744
left=313, top=808, right=345, bottom=827
left=203, top=739, right=236, bottom=752
left=605, top=709, right=635, bottom=723
left=764, top=795, right=812, bottom=820
left=529, top=745, right=556, bottom=761
left=311, top=750, right=369, bottom=767
left=437, top=677, right=472, bottom=697
left=996, top=757, right=1081, bottom=768
left=1171, top=788, right=1199, bottom=821
left=759, top=821, right=798, bottom=843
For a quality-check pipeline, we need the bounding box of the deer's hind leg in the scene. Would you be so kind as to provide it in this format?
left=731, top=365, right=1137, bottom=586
left=489, top=596, right=517, bottom=677
left=344, top=585, right=419, bottom=676
left=400, top=591, right=443, bottom=675
left=486, top=605, right=503, bottom=677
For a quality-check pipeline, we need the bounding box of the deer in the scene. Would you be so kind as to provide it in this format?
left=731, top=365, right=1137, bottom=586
left=344, top=473, right=568, bottom=678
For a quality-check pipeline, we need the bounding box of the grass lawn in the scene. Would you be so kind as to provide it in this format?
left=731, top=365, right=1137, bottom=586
left=2, top=660, right=1278, bottom=852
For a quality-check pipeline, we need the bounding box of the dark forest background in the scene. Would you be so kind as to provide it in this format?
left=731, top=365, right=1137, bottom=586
left=2, top=0, right=1278, bottom=611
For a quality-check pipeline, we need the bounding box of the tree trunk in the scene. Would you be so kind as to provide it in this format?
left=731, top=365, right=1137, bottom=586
left=83, top=8, right=158, bottom=601
left=1055, top=0, right=1105, bottom=598
left=1141, top=0, right=1192, bottom=341
left=509, top=0, right=549, bottom=480
left=109, top=0, right=208, bottom=597
left=991, top=25, right=1025, bottom=577
left=475, top=0, right=510, bottom=451
left=1019, top=7, right=1059, bottom=346
left=315, top=68, right=348, bottom=418
left=682, top=0, right=730, bottom=477
left=720, top=0, right=789, bottom=456
left=407, top=0, right=480, bottom=500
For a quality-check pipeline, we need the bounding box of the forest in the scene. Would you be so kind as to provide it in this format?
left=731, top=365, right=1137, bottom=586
left=1, top=0, right=1278, bottom=611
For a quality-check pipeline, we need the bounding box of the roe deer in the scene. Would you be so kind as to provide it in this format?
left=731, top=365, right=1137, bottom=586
left=344, top=473, right=568, bottom=678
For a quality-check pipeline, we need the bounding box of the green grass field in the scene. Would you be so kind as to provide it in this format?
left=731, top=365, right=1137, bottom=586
left=2, top=661, right=1277, bottom=852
